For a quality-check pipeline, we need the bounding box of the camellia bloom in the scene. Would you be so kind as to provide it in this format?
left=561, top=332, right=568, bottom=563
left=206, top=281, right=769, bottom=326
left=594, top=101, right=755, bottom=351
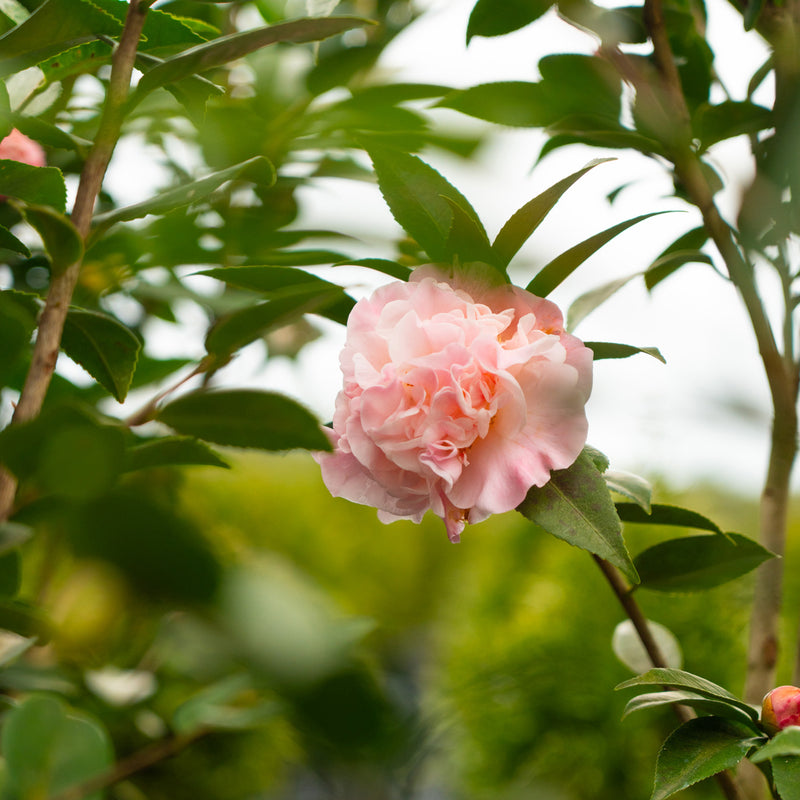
left=761, top=685, right=800, bottom=733
left=0, top=128, right=46, bottom=168
left=316, top=266, right=593, bottom=542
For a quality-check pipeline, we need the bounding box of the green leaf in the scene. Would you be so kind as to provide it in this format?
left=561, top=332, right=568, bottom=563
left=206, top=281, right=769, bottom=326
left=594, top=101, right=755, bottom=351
left=0, top=633, right=36, bottom=668
left=0, top=161, right=66, bottom=210
left=526, top=211, right=671, bottom=297
left=584, top=341, right=666, bottom=363
left=567, top=270, right=641, bottom=330
left=616, top=668, right=759, bottom=721
left=439, top=81, right=552, bottom=127
left=517, top=448, right=638, bottom=583
left=2, top=694, right=113, bottom=800
left=693, top=101, right=772, bottom=150
left=70, top=489, right=221, bottom=604
left=0, top=223, right=30, bottom=256
left=124, top=436, right=230, bottom=472
left=61, top=308, right=141, bottom=402
left=198, top=265, right=343, bottom=296
left=651, top=717, right=761, bottom=800
left=0, top=522, right=33, bottom=556
left=0, top=600, right=50, bottom=640
left=605, top=470, right=652, bottom=513
left=10, top=112, right=92, bottom=151
left=467, top=0, right=555, bottom=40
left=634, top=533, right=774, bottom=593
left=612, top=619, right=682, bottom=673
left=492, top=158, right=614, bottom=268
left=366, top=143, right=486, bottom=263
left=334, top=257, right=412, bottom=280
left=0, top=290, right=37, bottom=384
left=616, top=502, right=723, bottom=533
left=751, top=728, right=800, bottom=762
left=155, top=389, right=332, bottom=452
left=21, top=204, right=83, bottom=274
left=645, top=249, right=713, bottom=290
left=134, top=16, right=371, bottom=99
left=442, top=196, right=500, bottom=269
left=623, top=690, right=760, bottom=727
left=91, top=156, right=275, bottom=231
left=0, top=550, right=20, bottom=598
left=773, top=756, right=800, bottom=800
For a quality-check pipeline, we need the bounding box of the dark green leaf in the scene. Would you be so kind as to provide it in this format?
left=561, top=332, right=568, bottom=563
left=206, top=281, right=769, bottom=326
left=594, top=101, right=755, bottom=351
left=645, top=249, right=713, bottom=290
left=134, top=16, right=372, bottom=98
left=584, top=342, right=666, bottom=363
left=346, top=83, right=454, bottom=108
left=442, top=196, right=500, bottom=269
left=242, top=249, right=349, bottom=266
left=9, top=112, right=92, bottom=151
left=518, top=448, right=638, bottom=583
left=493, top=158, right=613, bottom=268
left=70, top=490, right=221, bottom=604
left=751, top=728, right=800, bottom=762
left=156, top=389, right=332, bottom=452
left=526, top=211, right=671, bottom=297
left=0, top=290, right=37, bottom=384
left=0, top=634, right=36, bottom=668
left=616, top=502, right=722, bottom=533
left=198, top=265, right=343, bottom=296
left=439, top=81, right=554, bottom=127
left=605, top=470, right=652, bottom=513
left=0, top=161, right=66, bottom=211
left=773, top=756, right=800, bottom=800
left=0, top=600, right=50, bottom=640
left=0, top=223, right=30, bottom=256
left=623, top=690, right=759, bottom=726
left=634, top=533, right=774, bottom=593
left=652, top=717, right=761, bottom=800
left=334, top=258, right=412, bottom=280
left=0, top=550, right=20, bottom=598
left=21, top=204, right=83, bottom=274
left=61, top=309, right=141, bottom=402
left=616, top=668, right=759, bottom=720
left=366, top=143, right=486, bottom=263
left=125, top=436, right=230, bottom=472
left=693, top=101, right=772, bottom=150
left=467, top=0, right=554, bottom=40
left=1, top=694, right=112, bottom=800
left=0, top=522, right=33, bottom=556
left=91, top=156, right=275, bottom=231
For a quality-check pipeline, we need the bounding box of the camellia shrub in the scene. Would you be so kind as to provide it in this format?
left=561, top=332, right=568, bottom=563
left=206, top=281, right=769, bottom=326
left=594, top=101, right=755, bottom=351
left=0, top=0, right=798, bottom=799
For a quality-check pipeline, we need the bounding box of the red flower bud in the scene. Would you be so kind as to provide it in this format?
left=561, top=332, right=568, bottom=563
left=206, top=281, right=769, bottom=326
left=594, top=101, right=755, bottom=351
left=761, top=685, right=800, bottom=733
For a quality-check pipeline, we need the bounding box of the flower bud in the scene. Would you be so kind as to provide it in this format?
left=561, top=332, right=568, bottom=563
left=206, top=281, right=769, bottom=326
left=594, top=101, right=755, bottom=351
left=761, top=685, right=800, bottom=733
left=0, top=128, right=46, bottom=168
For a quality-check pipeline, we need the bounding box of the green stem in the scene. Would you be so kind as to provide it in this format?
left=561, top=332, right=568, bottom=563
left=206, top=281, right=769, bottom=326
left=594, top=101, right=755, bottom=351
left=0, top=0, right=150, bottom=523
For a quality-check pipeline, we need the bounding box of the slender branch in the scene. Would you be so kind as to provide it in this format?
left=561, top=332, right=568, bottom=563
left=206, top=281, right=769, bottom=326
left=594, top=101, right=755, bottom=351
left=0, top=0, right=150, bottom=523
left=594, top=556, right=744, bottom=800
left=49, top=730, right=206, bottom=800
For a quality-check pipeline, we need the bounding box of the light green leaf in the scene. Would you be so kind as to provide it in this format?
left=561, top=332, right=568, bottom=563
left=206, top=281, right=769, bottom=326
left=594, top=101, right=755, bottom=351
left=21, top=204, right=83, bottom=274
left=634, top=533, right=774, bottom=593
left=492, top=158, right=614, bottom=268
left=623, top=690, right=761, bottom=727
left=134, top=16, right=371, bottom=98
left=651, top=717, right=761, bottom=800
left=0, top=522, right=33, bottom=556
left=517, top=448, right=638, bottom=583
left=124, top=436, right=230, bottom=472
left=91, top=156, right=275, bottom=231
left=467, top=0, right=555, bottom=41
left=10, top=112, right=92, bottom=150
left=773, top=755, right=800, bottom=800
left=526, top=211, right=671, bottom=297
left=751, top=728, right=800, bottom=762
left=155, top=389, right=332, bottom=452
left=61, top=308, right=141, bottom=402
left=567, top=271, right=642, bottom=330
left=616, top=502, right=722, bottom=533
left=2, top=694, right=113, bottom=800
left=0, top=161, right=66, bottom=210
left=693, top=100, right=772, bottom=150
left=584, top=341, right=666, bottom=363
left=612, top=619, right=682, bottom=673
left=605, top=470, right=652, bottom=513
left=616, top=668, right=759, bottom=720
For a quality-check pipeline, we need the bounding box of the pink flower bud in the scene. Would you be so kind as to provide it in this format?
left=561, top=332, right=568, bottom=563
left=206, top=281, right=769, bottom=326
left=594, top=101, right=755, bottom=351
left=0, top=128, right=46, bottom=168
left=315, top=266, right=593, bottom=542
left=761, top=685, right=800, bottom=733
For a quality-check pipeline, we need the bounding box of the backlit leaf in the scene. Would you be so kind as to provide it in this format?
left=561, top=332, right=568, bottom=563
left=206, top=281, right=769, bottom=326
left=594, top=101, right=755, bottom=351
left=605, top=470, right=652, bottom=512
left=567, top=271, right=641, bottom=330
left=584, top=342, right=666, bottom=363
left=623, top=690, right=759, bottom=727
left=612, top=619, right=682, bottom=673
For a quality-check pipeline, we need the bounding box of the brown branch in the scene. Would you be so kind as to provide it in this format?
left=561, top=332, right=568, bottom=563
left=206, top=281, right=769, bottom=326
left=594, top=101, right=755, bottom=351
left=0, top=0, right=150, bottom=523
left=594, top=556, right=744, bottom=800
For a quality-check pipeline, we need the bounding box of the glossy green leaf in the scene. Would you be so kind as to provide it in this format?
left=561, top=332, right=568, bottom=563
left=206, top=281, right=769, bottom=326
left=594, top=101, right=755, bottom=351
left=634, top=533, right=774, bottom=593
left=526, top=211, right=670, bottom=297
left=91, top=156, right=275, bottom=231
left=493, top=158, right=613, bottom=268
left=605, top=470, right=652, bottom=513
left=156, top=389, right=332, bottom=452
left=773, top=756, right=800, bottom=800
left=466, top=0, right=554, bottom=40
left=612, top=619, right=682, bottom=673
left=70, top=489, right=221, bottom=604
left=61, top=308, right=141, bottom=402
left=567, top=271, right=641, bottom=330
left=751, top=728, right=800, bottom=762
left=205, top=287, right=350, bottom=356
left=651, top=717, right=761, bottom=800
left=616, top=668, right=759, bottom=720
left=623, top=690, right=759, bottom=727
left=0, top=161, right=66, bottom=210
left=0, top=0, right=122, bottom=77
left=134, top=16, right=371, bottom=98
left=21, top=204, right=83, bottom=274
left=518, top=448, right=638, bottom=583
left=0, top=223, right=30, bottom=256
left=366, top=144, right=486, bottom=262
left=2, top=694, right=113, bottom=800
left=617, top=502, right=722, bottom=533
left=584, top=342, right=666, bottom=363
left=693, top=101, right=772, bottom=150
left=125, top=436, right=230, bottom=472
left=334, top=257, right=412, bottom=280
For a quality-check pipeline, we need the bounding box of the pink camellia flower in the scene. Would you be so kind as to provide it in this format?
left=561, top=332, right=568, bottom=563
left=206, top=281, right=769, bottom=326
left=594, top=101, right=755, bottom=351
left=315, top=266, right=593, bottom=542
left=0, top=128, right=46, bottom=168
left=761, top=685, right=800, bottom=733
